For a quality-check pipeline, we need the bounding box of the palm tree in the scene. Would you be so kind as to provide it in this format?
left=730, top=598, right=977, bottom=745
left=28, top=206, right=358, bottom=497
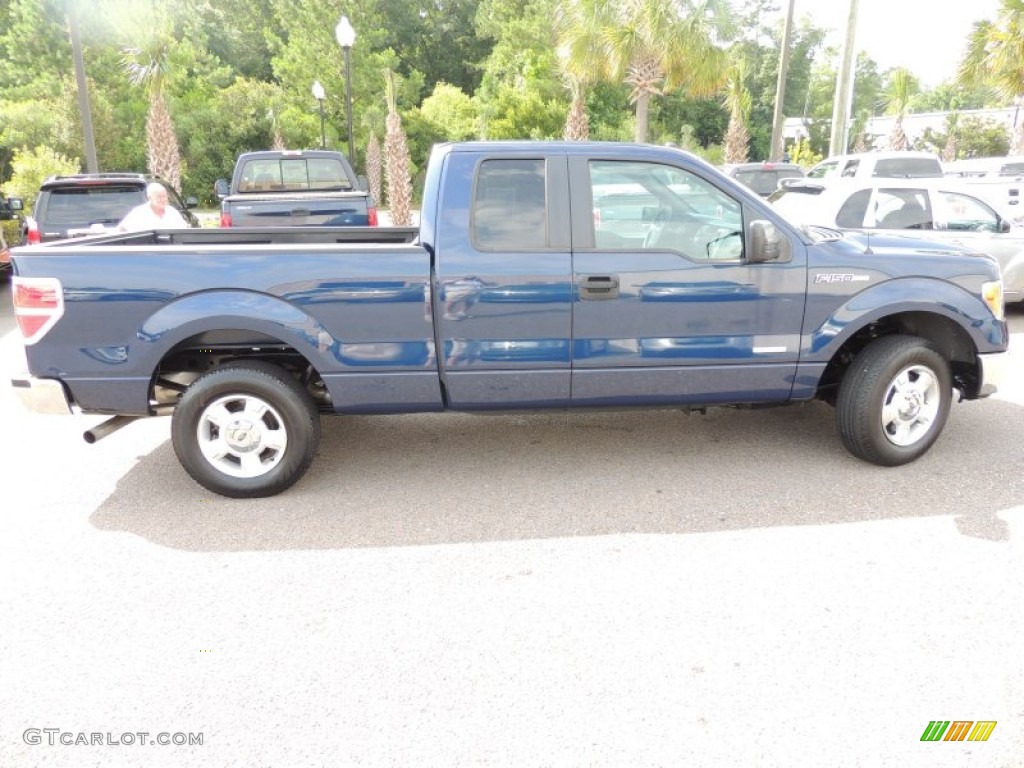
left=958, top=0, right=1024, bottom=154
left=383, top=71, right=413, bottom=227
left=563, top=75, right=591, bottom=140
left=556, top=0, right=734, bottom=143
left=886, top=68, right=916, bottom=151
left=722, top=62, right=750, bottom=163
left=121, top=12, right=182, bottom=191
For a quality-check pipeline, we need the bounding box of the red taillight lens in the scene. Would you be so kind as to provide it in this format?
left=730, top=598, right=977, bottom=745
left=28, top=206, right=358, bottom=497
left=26, top=221, right=41, bottom=244
left=13, top=277, right=64, bottom=344
left=220, top=211, right=232, bottom=227
left=367, top=207, right=378, bottom=227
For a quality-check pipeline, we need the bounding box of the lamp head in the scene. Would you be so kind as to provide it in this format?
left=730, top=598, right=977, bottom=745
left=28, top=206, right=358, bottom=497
left=335, top=15, right=355, bottom=48
left=312, top=80, right=325, bottom=100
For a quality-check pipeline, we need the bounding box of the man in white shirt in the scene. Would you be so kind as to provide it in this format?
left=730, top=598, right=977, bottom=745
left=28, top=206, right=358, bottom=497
left=118, top=182, right=189, bottom=231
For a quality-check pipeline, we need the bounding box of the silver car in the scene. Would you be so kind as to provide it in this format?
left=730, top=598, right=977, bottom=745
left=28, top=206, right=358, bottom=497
left=768, top=177, right=1024, bottom=303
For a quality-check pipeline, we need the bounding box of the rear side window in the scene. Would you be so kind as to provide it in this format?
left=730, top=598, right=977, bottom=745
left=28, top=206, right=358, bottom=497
left=472, top=159, right=547, bottom=250
left=37, top=186, right=144, bottom=226
left=836, top=189, right=872, bottom=227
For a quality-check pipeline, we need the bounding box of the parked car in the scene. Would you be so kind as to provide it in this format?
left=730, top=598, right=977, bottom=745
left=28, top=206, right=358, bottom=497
left=21, top=173, right=199, bottom=244
left=722, top=162, right=805, bottom=197
left=214, top=150, right=376, bottom=227
left=944, top=157, right=1024, bottom=216
left=806, top=151, right=944, bottom=180
left=768, top=177, right=1023, bottom=303
left=10, top=142, right=1009, bottom=497
left=1, top=194, right=24, bottom=275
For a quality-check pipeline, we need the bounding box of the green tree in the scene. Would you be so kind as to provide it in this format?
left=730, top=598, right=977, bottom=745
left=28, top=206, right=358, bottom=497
left=420, top=83, right=480, bottom=140
left=959, top=0, right=1024, bottom=152
left=722, top=62, right=751, bottom=163
left=121, top=4, right=184, bottom=190
left=556, top=0, right=735, bottom=143
left=2, top=146, right=80, bottom=213
left=885, top=67, right=919, bottom=150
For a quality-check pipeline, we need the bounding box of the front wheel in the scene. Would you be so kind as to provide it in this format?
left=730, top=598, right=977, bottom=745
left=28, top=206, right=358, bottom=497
left=171, top=361, right=321, bottom=498
left=836, top=336, right=952, bottom=466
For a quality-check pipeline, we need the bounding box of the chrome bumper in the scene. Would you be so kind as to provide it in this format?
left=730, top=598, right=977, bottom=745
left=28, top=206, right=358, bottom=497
left=977, top=351, right=1011, bottom=398
left=10, top=375, right=72, bottom=415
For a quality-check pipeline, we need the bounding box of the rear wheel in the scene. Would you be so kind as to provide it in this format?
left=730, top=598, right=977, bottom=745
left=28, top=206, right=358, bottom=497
left=836, top=336, right=952, bottom=466
left=171, top=361, right=320, bottom=497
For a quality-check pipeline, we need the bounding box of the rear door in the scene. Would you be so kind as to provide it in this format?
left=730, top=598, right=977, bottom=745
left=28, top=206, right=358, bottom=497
left=433, top=150, right=574, bottom=408
left=569, top=156, right=806, bottom=406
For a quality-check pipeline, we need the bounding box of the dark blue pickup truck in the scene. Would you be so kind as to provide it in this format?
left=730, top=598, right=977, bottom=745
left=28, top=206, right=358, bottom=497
left=214, top=149, right=375, bottom=228
left=10, top=142, right=1010, bottom=497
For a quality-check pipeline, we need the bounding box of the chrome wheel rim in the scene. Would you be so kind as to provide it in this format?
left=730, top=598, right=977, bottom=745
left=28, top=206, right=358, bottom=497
left=196, top=394, right=288, bottom=478
left=880, top=364, right=941, bottom=447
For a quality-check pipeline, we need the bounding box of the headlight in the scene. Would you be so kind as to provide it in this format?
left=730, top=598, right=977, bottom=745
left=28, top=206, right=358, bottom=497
left=982, top=279, right=1005, bottom=321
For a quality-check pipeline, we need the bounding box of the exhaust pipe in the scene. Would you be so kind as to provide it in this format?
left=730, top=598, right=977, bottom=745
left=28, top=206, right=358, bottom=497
left=83, top=415, right=140, bottom=444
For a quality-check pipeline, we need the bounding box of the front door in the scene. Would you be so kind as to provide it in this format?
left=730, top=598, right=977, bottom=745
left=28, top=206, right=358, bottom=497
left=569, top=157, right=806, bottom=406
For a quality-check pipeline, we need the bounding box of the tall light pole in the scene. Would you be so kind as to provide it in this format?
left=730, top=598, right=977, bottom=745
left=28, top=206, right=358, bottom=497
left=311, top=80, right=326, bottom=149
left=769, top=0, right=796, bottom=162
left=335, top=15, right=356, bottom=166
left=67, top=0, right=98, bottom=172
left=829, top=0, right=860, bottom=157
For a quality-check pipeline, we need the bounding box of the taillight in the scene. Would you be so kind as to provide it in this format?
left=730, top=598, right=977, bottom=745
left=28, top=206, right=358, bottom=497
left=26, top=220, right=40, bottom=244
left=367, top=207, right=378, bottom=227
left=13, top=276, right=64, bottom=344
left=220, top=211, right=232, bottom=227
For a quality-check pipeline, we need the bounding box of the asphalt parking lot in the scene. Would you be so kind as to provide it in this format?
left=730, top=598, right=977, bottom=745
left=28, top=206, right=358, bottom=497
left=0, top=278, right=1022, bottom=767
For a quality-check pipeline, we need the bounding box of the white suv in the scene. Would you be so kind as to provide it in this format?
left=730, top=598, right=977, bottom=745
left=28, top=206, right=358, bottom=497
left=806, top=151, right=943, bottom=180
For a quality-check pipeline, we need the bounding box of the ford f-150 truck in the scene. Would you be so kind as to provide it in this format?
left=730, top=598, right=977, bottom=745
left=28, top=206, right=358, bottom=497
left=10, top=141, right=1010, bottom=498
left=214, top=149, right=375, bottom=227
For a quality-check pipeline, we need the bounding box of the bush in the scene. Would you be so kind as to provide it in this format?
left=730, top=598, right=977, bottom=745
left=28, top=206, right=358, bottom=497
left=2, top=146, right=80, bottom=215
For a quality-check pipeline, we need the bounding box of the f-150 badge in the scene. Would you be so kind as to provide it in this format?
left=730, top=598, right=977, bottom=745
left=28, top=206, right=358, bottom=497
left=814, top=273, right=870, bottom=284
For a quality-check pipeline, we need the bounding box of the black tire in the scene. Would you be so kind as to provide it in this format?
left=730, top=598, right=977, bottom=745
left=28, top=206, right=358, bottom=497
left=171, top=361, right=320, bottom=498
left=836, top=335, right=952, bottom=466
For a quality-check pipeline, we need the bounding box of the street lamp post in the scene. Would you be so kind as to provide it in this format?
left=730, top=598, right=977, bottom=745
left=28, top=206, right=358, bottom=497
left=311, top=80, right=326, bottom=149
left=335, top=15, right=356, bottom=165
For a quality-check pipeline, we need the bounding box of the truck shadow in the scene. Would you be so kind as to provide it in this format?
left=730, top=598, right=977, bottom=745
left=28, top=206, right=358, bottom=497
left=89, top=397, right=1024, bottom=551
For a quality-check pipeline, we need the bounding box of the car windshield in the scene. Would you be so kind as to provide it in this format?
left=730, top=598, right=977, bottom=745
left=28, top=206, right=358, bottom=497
left=40, top=186, right=143, bottom=226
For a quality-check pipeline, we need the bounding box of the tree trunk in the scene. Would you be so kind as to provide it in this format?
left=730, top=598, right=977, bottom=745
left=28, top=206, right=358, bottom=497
left=634, top=92, right=650, bottom=144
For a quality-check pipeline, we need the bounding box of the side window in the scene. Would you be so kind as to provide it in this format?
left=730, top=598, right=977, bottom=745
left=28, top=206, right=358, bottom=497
left=874, top=188, right=933, bottom=230
left=836, top=189, right=872, bottom=227
left=589, top=160, right=743, bottom=260
left=472, top=159, right=547, bottom=250
left=840, top=160, right=860, bottom=177
left=807, top=161, right=837, bottom=179
left=934, top=191, right=1000, bottom=232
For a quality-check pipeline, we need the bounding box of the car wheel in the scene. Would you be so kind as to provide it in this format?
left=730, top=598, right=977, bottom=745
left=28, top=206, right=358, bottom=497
left=836, top=335, right=951, bottom=466
left=171, top=361, right=320, bottom=498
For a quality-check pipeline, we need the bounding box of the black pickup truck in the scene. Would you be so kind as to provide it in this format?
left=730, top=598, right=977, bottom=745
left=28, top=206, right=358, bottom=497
left=214, top=150, right=376, bottom=228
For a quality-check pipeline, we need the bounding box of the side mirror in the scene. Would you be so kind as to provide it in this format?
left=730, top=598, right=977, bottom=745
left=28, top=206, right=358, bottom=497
left=356, top=175, right=369, bottom=192
left=999, top=218, right=1012, bottom=233
left=184, top=196, right=199, bottom=209
left=749, top=219, right=784, bottom=263
left=9, top=197, right=23, bottom=211
left=213, top=179, right=230, bottom=199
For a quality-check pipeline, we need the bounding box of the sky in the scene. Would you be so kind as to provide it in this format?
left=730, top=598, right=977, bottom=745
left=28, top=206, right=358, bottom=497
left=780, top=0, right=1004, bottom=86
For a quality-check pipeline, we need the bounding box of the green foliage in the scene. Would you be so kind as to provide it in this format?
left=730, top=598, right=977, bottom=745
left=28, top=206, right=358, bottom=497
left=0, top=0, right=1005, bottom=207
left=2, top=220, right=21, bottom=247
left=3, top=147, right=81, bottom=212
left=913, top=117, right=1010, bottom=159
left=419, top=84, right=480, bottom=141
left=788, top=137, right=822, bottom=169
